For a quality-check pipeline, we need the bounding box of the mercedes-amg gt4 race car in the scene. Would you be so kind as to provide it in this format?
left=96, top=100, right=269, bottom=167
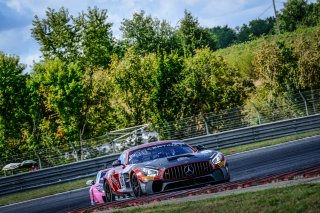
left=103, top=140, right=230, bottom=201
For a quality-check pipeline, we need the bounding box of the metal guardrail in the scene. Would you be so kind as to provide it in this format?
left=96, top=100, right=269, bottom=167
left=184, top=114, right=320, bottom=149
left=0, top=114, right=319, bottom=196
left=0, top=154, right=119, bottom=196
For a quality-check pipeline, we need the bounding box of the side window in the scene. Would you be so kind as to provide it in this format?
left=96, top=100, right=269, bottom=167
left=119, top=152, right=126, bottom=165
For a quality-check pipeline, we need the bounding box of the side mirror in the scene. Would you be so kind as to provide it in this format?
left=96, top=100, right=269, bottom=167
left=112, top=159, right=122, bottom=167
left=86, top=180, right=95, bottom=186
left=194, top=145, right=205, bottom=151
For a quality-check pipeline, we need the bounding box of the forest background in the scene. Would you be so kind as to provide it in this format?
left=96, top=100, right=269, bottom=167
left=1, top=0, right=320, bottom=164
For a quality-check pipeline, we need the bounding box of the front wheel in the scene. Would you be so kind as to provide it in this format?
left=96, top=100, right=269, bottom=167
left=224, top=164, right=231, bottom=182
left=104, top=181, right=115, bottom=202
left=131, top=173, right=143, bottom=197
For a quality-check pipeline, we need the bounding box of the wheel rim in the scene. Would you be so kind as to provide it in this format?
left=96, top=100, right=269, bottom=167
left=132, top=175, right=140, bottom=196
left=105, top=183, right=112, bottom=201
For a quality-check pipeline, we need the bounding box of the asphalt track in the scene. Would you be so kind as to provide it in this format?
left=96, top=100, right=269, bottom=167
left=1, top=135, right=320, bottom=213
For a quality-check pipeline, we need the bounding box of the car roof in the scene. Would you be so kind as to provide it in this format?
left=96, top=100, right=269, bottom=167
left=126, top=140, right=183, bottom=153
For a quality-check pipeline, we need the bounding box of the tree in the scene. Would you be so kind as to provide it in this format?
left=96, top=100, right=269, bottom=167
left=176, top=10, right=217, bottom=56
left=248, top=41, right=299, bottom=123
left=295, top=29, right=320, bottom=90
left=236, top=24, right=251, bottom=42
left=176, top=48, right=250, bottom=117
left=109, top=49, right=156, bottom=126
left=248, top=17, right=275, bottom=37
left=253, top=41, right=298, bottom=95
left=236, top=17, right=275, bottom=43
left=295, top=28, right=320, bottom=114
left=209, top=25, right=237, bottom=49
left=278, top=0, right=309, bottom=32
left=120, top=10, right=175, bottom=54
left=303, top=0, right=320, bottom=29
left=74, top=7, right=114, bottom=68
left=32, top=7, right=77, bottom=61
left=30, top=60, right=84, bottom=142
left=0, top=52, right=28, bottom=159
left=32, top=7, right=114, bottom=68
left=150, top=52, right=184, bottom=122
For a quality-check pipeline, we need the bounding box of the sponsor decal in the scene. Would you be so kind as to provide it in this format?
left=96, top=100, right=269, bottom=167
left=110, top=175, right=121, bottom=189
left=119, top=173, right=126, bottom=188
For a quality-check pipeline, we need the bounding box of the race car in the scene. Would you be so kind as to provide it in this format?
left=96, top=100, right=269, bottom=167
left=103, top=140, right=230, bottom=201
left=86, top=168, right=110, bottom=205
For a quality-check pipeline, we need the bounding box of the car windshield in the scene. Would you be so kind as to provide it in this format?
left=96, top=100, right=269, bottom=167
left=128, top=143, right=194, bottom=164
left=96, top=171, right=107, bottom=184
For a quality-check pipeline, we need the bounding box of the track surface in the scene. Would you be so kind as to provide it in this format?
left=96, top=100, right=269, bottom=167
left=1, top=135, right=320, bottom=213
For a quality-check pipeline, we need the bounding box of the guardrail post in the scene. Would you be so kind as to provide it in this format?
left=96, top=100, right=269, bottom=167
left=250, top=102, right=261, bottom=125
left=299, top=91, right=309, bottom=116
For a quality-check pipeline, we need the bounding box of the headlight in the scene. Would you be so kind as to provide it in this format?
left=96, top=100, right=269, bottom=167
left=211, top=152, right=223, bottom=164
left=96, top=185, right=105, bottom=193
left=141, top=167, right=159, bottom=177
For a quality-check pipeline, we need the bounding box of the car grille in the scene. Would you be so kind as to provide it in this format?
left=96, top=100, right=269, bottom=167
left=163, top=161, right=213, bottom=180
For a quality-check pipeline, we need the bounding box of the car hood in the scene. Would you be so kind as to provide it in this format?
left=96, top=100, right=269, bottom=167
left=134, top=150, right=216, bottom=170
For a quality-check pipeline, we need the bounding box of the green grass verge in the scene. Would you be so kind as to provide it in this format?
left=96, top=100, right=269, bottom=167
left=1, top=130, right=319, bottom=207
left=114, top=183, right=320, bottom=213
left=0, top=176, right=94, bottom=206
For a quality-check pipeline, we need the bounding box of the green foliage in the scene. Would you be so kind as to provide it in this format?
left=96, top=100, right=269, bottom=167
left=295, top=28, right=320, bottom=89
left=176, top=48, right=251, bottom=117
left=0, top=53, right=28, bottom=158
left=209, top=25, right=237, bottom=49
left=74, top=7, right=114, bottom=68
left=109, top=49, right=156, bottom=126
left=278, top=0, right=320, bottom=32
left=120, top=11, right=175, bottom=55
left=30, top=59, right=84, bottom=143
left=253, top=41, right=298, bottom=94
left=236, top=17, right=275, bottom=43
left=32, top=7, right=76, bottom=61
left=32, top=7, right=114, bottom=68
left=2, top=3, right=320, bottom=167
left=176, top=10, right=217, bottom=56
left=150, top=52, right=184, bottom=123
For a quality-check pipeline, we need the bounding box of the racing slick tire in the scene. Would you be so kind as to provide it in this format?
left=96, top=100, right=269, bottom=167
left=131, top=173, right=143, bottom=197
left=104, top=181, right=115, bottom=202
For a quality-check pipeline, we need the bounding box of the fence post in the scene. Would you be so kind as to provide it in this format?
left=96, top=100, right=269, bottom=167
left=201, top=113, right=210, bottom=135
left=112, top=140, right=115, bottom=153
left=299, top=90, right=309, bottom=116
left=311, top=89, right=316, bottom=114
left=33, top=149, right=42, bottom=169
left=250, top=102, right=261, bottom=125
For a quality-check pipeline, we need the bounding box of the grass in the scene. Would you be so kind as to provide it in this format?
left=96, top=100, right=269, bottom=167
left=0, top=176, right=94, bottom=206
left=113, top=183, right=320, bottom=213
left=0, top=130, right=319, bottom=207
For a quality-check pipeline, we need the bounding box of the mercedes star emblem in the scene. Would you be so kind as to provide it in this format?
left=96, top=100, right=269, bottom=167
left=184, top=164, right=194, bottom=176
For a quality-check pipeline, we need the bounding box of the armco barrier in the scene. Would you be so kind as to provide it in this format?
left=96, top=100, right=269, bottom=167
left=0, top=114, right=319, bottom=196
left=184, top=114, right=320, bottom=149
left=0, top=154, right=119, bottom=196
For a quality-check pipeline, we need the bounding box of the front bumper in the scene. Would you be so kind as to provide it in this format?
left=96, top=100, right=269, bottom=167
left=139, top=166, right=230, bottom=194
